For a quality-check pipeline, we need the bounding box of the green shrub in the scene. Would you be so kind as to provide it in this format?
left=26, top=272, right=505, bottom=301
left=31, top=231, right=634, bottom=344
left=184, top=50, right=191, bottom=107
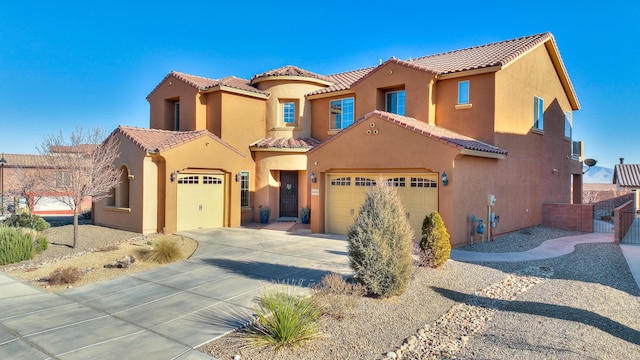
left=35, top=235, right=48, bottom=254
left=419, top=211, right=451, bottom=268
left=246, top=283, right=322, bottom=350
left=312, top=273, right=365, bottom=319
left=2, top=213, right=50, bottom=231
left=48, top=266, right=83, bottom=285
left=0, top=227, right=35, bottom=265
left=347, top=180, right=413, bottom=298
left=144, top=236, right=182, bottom=264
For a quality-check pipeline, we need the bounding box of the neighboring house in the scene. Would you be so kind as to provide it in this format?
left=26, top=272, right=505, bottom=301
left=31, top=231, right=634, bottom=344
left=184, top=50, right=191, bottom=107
left=613, top=161, right=640, bottom=208
left=0, top=153, right=92, bottom=216
left=94, top=32, right=584, bottom=247
left=583, top=183, right=630, bottom=204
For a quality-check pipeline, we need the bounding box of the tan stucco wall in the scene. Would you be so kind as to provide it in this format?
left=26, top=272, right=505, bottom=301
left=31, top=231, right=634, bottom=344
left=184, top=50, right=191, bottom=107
left=351, top=62, right=436, bottom=121
left=159, top=136, right=247, bottom=233
left=219, top=92, right=266, bottom=155
left=148, top=76, right=206, bottom=131
left=307, top=116, right=462, bottom=243
left=94, top=132, right=148, bottom=233
left=309, top=93, right=356, bottom=142
left=254, top=79, right=325, bottom=138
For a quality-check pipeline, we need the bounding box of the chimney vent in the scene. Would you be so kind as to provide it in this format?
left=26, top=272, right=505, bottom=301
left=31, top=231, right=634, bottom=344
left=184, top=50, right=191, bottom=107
left=620, top=158, right=625, bottom=164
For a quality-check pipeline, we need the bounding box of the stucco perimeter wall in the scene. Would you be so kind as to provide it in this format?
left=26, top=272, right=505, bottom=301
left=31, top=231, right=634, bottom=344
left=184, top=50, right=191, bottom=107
left=148, top=77, right=203, bottom=131
left=253, top=151, right=308, bottom=222
left=351, top=62, right=436, bottom=122
left=542, top=203, right=594, bottom=233
left=94, top=132, right=148, bottom=234
left=614, top=200, right=635, bottom=242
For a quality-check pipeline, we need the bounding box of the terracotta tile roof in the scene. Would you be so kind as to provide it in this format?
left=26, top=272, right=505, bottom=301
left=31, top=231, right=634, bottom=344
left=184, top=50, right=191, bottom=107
left=147, top=71, right=268, bottom=99
left=0, top=153, right=54, bottom=168
left=307, top=67, right=376, bottom=96
left=49, top=144, right=97, bottom=155
left=115, top=126, right=245, bottom=157
left=613, top=164, right=640, bottom=187
left=365, top=111, right=507, bottom=156
left=250, top=65, right=332, bottom=84
left=407, top=32, right=553, bottom=75
left=250, top=137, right=321, bottom=150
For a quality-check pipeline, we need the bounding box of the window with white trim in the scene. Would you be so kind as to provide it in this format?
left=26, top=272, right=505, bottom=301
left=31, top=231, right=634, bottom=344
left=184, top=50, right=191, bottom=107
left=283, top=102, right=295, bottom=124
left=534, top=96, right=544, bottom=131
left=385, top=90, right=405, bottom=115
left=240, top=171, right=250, bottom=207
left=458, top=81, right=470, bottom=104
left=330, top=97, right=354, bottom=130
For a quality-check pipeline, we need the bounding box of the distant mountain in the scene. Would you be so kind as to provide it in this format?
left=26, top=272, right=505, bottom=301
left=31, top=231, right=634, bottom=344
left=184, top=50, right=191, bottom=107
left=583, top=165, right=613, bottom=184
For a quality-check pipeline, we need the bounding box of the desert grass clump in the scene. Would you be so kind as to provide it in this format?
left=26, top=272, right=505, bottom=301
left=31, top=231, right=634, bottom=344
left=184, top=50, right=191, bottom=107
left=347, top=180, right=414, bottom=298
left=145, top=236, right=182, bottom=264
left=419, top=211, right=451, bottom=268
left=34, top=235, right=48, bottom=254
left=0, top=226, right=35, bottom=265
left=48, top=266, right=83, bottom=285
left=96, top=243, right=120, bottom=252
left=312, top=273, right=365, bottom=319
left=246, top=283, right=322, bottom=350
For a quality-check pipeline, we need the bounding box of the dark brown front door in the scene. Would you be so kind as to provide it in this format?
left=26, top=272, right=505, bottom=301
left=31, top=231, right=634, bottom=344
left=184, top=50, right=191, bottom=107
left=280, top=171, right=298, bottom=217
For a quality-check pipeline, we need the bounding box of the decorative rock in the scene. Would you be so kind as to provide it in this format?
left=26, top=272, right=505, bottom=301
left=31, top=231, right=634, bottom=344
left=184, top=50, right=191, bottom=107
left=104, top=255, right=136, bottom=268
left=386, top=351, right=397, bottom=359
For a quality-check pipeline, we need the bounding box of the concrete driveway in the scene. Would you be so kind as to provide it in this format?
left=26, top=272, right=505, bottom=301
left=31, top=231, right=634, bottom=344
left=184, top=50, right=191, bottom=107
left=0, top=228, right=350, bottom=360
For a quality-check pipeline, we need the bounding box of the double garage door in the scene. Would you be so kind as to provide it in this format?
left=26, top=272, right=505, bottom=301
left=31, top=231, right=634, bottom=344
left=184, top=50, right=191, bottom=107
left=177, top=173, right=225, bottom=231
left=326, top=173, right=438, bottom=240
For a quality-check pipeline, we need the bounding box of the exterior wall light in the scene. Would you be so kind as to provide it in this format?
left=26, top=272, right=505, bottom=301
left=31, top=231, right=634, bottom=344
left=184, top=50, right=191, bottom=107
left=441, top=172, right=448, bottom=186
left=235, top=173, right=241, bottom=182
left=310, top=172, right=317, bottom=183
left=170, top=171, right=177, bottom=183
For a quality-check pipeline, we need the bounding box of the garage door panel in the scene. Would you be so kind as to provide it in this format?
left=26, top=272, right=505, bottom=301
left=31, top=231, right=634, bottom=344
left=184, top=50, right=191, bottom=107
left=177, top=174, right=224, bottom=231
left=326, top=173, right=438, bottom=240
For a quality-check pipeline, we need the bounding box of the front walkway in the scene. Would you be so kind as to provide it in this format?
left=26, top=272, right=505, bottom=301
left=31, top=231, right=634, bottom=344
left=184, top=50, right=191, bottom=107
left=451, top=232, right=640, bottom=290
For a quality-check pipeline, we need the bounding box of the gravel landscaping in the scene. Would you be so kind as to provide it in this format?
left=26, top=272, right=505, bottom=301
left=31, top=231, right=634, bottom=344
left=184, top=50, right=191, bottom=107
left=199, top=227, right=640, bottom=360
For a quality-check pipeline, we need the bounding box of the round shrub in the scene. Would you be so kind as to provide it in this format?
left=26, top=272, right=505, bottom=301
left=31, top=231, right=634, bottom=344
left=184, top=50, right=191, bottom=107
left=419, top=211, right=451, bottom=268
left=347, top=180, right=413, bottom=298
left=0, top=226, right=35, bottom=265
left=2, top=213, right=50, bottom=231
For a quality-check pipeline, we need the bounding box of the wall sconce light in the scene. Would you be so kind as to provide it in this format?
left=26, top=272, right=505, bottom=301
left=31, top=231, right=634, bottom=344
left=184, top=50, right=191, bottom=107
left=441, top=172, right=449, bottom=186
left=170, top=171, right=177, bottom=183
left=310, top=172, right=317, bottom=183
left=235, top=173, right=241, bottom=182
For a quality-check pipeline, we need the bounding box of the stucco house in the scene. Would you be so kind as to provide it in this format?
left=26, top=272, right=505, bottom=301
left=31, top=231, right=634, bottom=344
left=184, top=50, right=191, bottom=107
left=94, top=32, right=583, bottom=247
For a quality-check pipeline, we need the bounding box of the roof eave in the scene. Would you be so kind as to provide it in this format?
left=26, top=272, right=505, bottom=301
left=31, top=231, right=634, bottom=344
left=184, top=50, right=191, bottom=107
left=202, top=85, right=269, bottom=99
left=436, top=65, right=503, bottom=79
left=307, top=89, right=355, bottom=100
left=460, top=149, right=507, bottom=159
left=249, top=147, right=310, bottom=153
left=250, top=75, right=334, bottom=87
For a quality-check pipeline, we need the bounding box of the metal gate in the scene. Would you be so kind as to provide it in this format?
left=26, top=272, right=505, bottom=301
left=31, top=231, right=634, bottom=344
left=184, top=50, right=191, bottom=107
left=620, top=209, right=640, bottom=244
left=593, top=200, right=615, bottom=233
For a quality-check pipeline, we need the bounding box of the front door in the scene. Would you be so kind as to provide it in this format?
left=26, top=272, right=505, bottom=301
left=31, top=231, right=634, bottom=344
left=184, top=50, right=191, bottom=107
left=280, top=171, right=298, bottom=217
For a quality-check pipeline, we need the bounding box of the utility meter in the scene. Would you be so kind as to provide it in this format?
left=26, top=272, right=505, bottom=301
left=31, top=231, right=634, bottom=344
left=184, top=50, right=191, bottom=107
left=487, top=194, right=496, bottom=206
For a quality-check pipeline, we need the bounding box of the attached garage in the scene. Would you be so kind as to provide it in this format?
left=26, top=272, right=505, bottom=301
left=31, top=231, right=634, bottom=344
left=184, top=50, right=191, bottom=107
left=325, top=173, right=438, bottom=240
left=176, top=173, right=225, bottom=231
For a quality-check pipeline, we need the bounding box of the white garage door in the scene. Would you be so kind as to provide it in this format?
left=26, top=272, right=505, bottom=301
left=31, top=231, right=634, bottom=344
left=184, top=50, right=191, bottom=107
left=177, top=174, right=225, bottom=231
left=326, top=173, right=438, bottom=240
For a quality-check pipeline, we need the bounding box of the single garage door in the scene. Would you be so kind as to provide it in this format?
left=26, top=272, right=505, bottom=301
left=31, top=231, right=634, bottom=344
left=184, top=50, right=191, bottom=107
left=177, top=173, right=225, bottom=231
left=326, top=173, right=438, bottom=240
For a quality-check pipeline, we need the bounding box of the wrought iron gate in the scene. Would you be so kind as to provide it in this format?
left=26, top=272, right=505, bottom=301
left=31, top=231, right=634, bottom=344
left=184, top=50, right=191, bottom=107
left=620, top=209, right=640, bottom=244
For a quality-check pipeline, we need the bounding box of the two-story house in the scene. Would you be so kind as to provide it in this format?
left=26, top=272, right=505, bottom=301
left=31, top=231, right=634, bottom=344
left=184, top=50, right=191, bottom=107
left=94, top=32, right=583, bottom=247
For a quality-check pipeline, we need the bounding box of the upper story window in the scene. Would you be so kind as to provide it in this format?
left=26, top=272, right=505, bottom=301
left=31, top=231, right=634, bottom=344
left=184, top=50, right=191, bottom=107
left=385, top=90, right=405, bottom=116
left=458, top=81, right=470, bottom=104
left=564, top=111, right=572, bottom=140
left=174, top=102, right=180, bottom=131
left=330, top=97, right=355, bottom=130
left=534, top=96, right=544, bottom=131
left=283, top=102, right=296, bottom=124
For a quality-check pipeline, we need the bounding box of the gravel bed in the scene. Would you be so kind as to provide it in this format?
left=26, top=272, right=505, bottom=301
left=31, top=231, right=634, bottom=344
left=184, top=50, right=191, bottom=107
left=456, top=226, right=584, bottom=253
left=199, top=227, right=640, bottom=359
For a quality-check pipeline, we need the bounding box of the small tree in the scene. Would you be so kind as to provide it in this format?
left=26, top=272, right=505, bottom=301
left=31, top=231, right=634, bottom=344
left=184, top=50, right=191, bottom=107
left=347, top=179, right=413, bottom=298
left=39, top=126, right=121, bottom=248
left=419, top=211, right=451, bottom=268
left=6, top=166, right=46, bottom=229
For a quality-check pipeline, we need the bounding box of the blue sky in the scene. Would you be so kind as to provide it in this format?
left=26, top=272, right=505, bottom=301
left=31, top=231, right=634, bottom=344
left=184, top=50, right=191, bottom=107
left=1, top=1, right=638, bottom=169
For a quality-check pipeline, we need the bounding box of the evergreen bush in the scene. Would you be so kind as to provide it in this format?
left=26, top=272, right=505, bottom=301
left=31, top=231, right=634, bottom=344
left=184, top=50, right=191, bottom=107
left=419, top=211, right=451, bottom=268
left=0, top=227, right=35, bottom=265
left=35, top=235, right=49, bottom=254
left=347, top=180, right=413, bottom=298
left=2, top=213, right=50, bottom=231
